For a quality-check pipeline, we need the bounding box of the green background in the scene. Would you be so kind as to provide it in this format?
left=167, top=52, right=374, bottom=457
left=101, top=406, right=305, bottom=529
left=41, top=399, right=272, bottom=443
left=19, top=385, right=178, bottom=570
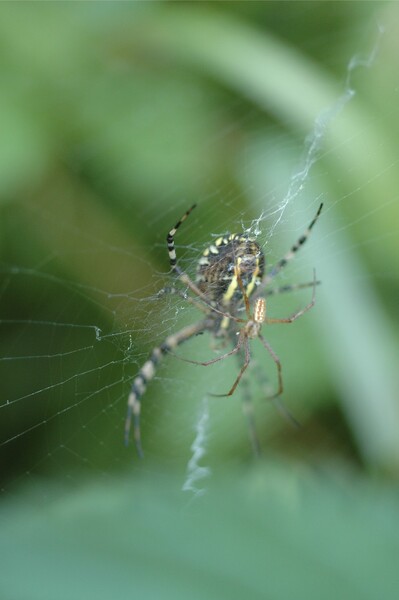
left=1, top=2, right=399, bottom=598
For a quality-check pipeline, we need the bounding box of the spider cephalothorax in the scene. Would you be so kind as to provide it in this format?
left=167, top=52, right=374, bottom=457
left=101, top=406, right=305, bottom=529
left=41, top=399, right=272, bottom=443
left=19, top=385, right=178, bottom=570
left=126, top=202, right=323, bottom=457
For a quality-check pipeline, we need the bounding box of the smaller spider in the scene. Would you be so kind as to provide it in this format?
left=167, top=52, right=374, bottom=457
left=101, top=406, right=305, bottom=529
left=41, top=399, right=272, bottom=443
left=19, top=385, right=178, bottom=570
left=126, top=203, right=323, bottom=457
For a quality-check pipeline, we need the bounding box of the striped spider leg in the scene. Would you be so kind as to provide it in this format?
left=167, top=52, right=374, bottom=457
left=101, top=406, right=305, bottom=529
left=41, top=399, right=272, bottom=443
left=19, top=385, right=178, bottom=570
left=126, top=204, right=222, bottom=457
left=125, top=318, right=211, bottom=458
left=253, top=202, right=323, bottom=300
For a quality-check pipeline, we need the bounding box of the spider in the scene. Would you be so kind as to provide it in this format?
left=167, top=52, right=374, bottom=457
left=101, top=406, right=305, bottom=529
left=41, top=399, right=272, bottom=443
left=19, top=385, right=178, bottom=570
left=125, top=202, right=323, bottom=457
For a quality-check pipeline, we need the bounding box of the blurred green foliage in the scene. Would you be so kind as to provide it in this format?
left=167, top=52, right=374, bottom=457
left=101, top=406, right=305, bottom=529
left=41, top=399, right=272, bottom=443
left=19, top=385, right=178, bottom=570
left=0, top=2, right=399, bottom=596
left=3, top=464, right=399, bottom=599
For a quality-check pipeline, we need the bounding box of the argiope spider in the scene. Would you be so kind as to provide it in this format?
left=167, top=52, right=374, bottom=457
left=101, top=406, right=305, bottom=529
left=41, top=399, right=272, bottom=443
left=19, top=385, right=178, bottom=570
left=125, top=202, right=323, bottom=457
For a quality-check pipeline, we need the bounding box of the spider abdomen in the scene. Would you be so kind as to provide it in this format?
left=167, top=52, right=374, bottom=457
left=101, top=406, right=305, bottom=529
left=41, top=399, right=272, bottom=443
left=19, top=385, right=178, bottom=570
left=196, top=234, right=264, bottom=310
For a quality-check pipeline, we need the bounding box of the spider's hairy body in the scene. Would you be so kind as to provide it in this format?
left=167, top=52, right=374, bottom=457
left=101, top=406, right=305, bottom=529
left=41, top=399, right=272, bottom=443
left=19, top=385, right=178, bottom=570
left=196, top=235, right=265, bottom=337
left=196, top=234, right=265, bottom=310
left=125, top=202, right=323, bottom=458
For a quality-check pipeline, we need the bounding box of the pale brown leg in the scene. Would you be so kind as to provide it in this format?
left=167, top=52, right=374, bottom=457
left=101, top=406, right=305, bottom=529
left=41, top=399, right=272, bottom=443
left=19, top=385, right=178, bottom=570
left=210, top=337, right=251, bottom=397
left=266, top=269, right=317, bottom=325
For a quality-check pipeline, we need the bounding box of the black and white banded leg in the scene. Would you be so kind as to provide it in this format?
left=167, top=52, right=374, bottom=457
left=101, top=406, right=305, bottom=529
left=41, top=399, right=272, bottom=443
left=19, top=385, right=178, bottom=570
left=264, top=279, right=321, bottom=297
left=166, top=204, right=213, bottom=304
left=125, top=319, right=208, bottom=457
left=256, top=202, right=323, bottom=293
left=166, top=203, right=197, bottom=272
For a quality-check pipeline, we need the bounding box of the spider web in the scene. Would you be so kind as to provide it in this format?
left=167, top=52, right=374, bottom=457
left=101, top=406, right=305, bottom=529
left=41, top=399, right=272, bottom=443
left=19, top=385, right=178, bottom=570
left=1, top=3, right=398, bottom=499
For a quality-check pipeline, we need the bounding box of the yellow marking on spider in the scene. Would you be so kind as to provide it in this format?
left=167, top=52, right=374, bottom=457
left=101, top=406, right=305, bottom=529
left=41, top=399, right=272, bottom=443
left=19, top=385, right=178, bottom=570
left=198, top=257, right=210, bottom=266
left=245, top=259, right=261, bottom=298
left=222, top=272, right=239, bottom=304
left=220, top=315, right=230, bottom=329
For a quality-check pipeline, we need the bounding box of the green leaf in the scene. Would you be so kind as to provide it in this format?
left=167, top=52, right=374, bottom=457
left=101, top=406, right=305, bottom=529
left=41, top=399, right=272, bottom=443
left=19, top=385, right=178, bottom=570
left=2, top=464, right=399, bottom=600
